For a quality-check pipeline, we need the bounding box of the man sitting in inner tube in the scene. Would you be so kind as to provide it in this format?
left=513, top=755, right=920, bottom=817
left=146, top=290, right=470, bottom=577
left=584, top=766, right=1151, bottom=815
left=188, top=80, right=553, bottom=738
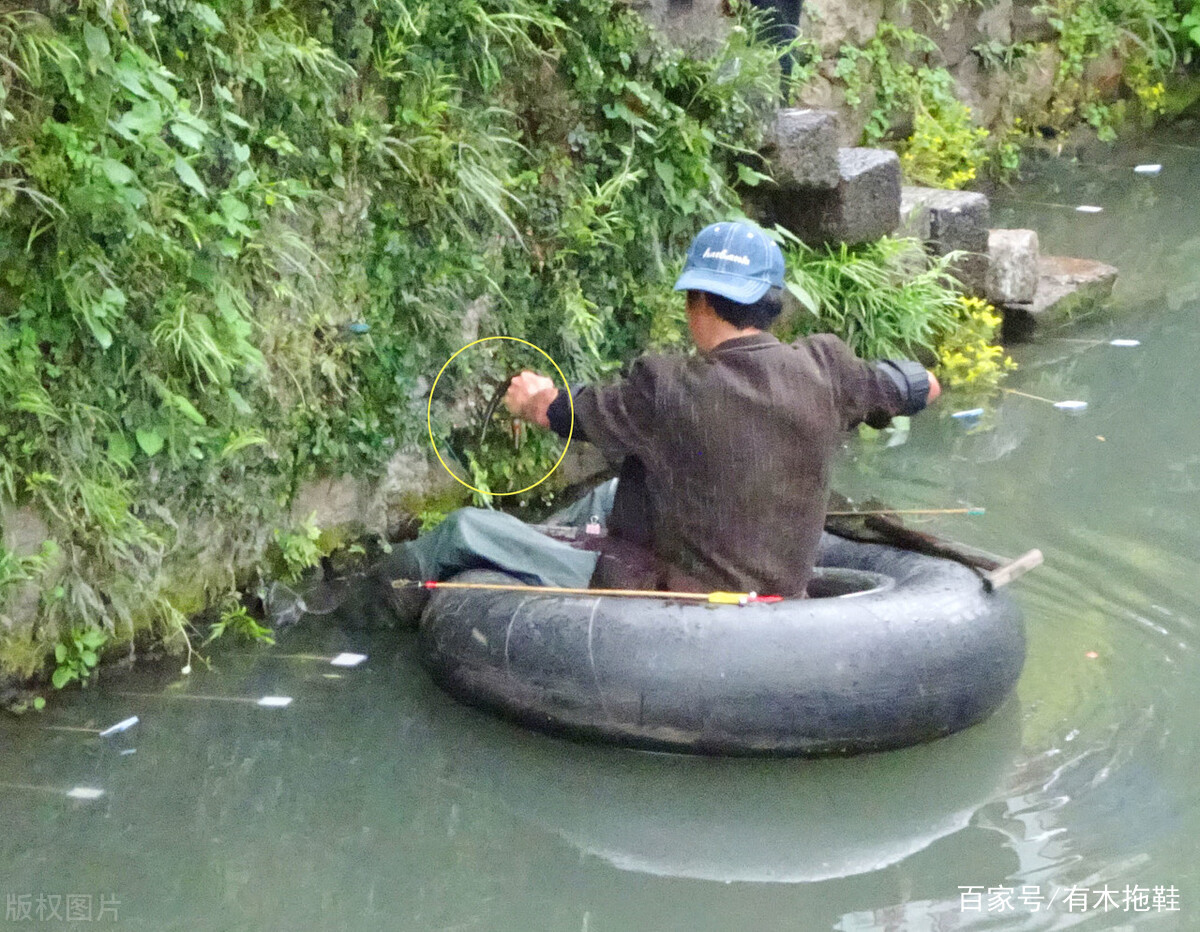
left=376, top=221, right=939, bottom=622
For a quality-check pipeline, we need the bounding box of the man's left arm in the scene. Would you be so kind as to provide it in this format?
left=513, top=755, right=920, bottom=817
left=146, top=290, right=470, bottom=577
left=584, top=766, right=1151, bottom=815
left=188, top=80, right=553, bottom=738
left=806, top=334, right=940, bottom=428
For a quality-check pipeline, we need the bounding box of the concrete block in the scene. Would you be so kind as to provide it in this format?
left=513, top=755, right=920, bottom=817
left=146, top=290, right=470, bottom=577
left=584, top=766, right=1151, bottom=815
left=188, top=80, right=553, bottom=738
left=900, top=186, right=991, bottom=295
left=765, top=147, right=901, bottom=246
left=1000, top=255, right=1118, bottom=341
left=763, top=109, right=840, bottom=190
left=986, top=229, right=1040, bottom=304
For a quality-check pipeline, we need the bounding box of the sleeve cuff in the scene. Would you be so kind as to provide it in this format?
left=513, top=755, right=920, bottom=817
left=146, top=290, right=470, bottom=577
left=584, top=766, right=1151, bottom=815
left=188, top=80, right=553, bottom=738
left=875, top=359, right=931, bottom=416
left=546, top=387, right=586, bottom=440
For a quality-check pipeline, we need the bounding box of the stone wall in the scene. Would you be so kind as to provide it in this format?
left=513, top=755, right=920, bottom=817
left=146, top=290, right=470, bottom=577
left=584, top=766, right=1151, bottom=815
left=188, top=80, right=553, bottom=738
left=636, top=0, right=1065, bottom=145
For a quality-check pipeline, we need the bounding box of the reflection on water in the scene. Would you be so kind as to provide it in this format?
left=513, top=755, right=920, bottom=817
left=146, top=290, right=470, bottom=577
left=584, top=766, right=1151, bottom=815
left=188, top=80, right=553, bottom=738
left=4, top=123, right=1200, bottom=931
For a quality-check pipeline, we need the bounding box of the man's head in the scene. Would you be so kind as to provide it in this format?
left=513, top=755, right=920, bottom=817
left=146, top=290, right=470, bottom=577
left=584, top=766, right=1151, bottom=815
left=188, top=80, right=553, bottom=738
left=673, top=221, right=786, bottom=331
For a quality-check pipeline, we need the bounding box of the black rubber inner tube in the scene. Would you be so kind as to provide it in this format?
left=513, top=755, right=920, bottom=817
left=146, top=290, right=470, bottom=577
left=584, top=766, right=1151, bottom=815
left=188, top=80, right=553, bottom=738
left=417, top=532, right=1026, bottom=757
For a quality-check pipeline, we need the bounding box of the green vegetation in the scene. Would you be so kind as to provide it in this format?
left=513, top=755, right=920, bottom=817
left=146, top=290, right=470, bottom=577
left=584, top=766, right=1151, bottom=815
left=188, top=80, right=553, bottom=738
left=51, top=627, right=108, bottom=689
left=0, top=0, right=789, bottom=689
left=835, top=25, right=999, bottom=188
left=205, top=597, right=275, bottom=647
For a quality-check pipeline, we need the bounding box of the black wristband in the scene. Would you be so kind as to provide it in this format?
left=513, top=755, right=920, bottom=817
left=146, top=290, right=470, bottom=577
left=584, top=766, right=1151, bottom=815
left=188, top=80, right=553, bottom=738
left=546, top=387, right=586, bottom=440
left=876, top=359, right=931, bottom=415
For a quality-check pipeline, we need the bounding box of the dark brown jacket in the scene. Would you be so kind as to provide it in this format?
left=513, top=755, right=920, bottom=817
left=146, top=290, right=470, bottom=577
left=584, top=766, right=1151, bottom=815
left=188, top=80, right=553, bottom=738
left=561, top=332, right=913, bottom=597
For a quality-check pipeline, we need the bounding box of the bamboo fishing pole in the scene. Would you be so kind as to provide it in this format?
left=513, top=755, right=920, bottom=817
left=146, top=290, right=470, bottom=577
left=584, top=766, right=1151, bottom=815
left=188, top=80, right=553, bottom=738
left=1002, top=387, right=1088, bottom=411
left=392, top=578, right=782, bottom=605
left=826, top=507, right=985, bottom=517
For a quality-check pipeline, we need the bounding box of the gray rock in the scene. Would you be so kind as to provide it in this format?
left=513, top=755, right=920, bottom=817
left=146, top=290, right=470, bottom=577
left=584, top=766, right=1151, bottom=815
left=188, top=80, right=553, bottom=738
left=460, top=295, right=492, bottom=346
left=0, top=505, right=62, bottom=631
left=986, top=229, right=1040, bottom=304
left=803, top=0, right=885, bottom=56
left=977, top=0, right=1014, bottom=44
left=290, top=475, right=369, bottom=532
left=1010, top=0, right=1058, bottom=43
left=900, top=186, right=991, bottom=295
left=765, top=147, right=901, bottom=246
left=1000, top=256, right=1119, bottom=341
left=556, top=442, right=612, bottom=489
left=630, top=0, right=732, bottom=50
left=764, top=109, right=840, bottom=191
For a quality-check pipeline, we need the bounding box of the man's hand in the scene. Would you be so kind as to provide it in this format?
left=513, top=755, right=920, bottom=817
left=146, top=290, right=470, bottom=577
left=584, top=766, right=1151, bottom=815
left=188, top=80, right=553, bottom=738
left=504, top=370, right=558, bottom=429
left=926, top=370, right=941, bottom=404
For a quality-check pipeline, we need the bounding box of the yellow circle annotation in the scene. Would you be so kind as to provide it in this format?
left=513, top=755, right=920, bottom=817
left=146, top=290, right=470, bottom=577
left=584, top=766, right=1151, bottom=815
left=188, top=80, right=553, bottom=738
left=427, top=336, right=574, bottom=497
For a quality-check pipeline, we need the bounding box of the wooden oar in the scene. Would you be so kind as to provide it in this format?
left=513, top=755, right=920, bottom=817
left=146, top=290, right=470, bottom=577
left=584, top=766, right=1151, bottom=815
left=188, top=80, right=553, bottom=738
left=825, top=502, right=1042, bottom=590
left=392, top=578, right=782, bottom=605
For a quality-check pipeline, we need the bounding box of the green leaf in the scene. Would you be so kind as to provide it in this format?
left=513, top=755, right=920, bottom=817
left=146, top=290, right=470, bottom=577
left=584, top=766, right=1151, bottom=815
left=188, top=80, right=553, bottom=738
left=171, top=122, right=206, bottom=150
left=785, top=280, right=820, bottom=316
left=80, top=630, right=107, bottom=648
left=145, top=69, right=177, bottom=101
left=51, top=667, right=74, bottom=690
left=54, top=643, right=67, bottom=663
left=83, top=23, right=111, bottom=68
left=84, top=317, right=114, bottom=350
left=220, top=431, right=267, bottom=458
left=219, top=195, right=250, bottom=222
left=110, top=99, right=164, bottom=139
left=107, top=431, right=133, bottom=465
left=226, top=388, right=253, bottom=415
left=135, top=428, right=164, bottom=456
left=189, top=3, right=226, bottom=33
left=32, top=696, right=45, bottom=711
left=98, top=158, right=136, bottom=186
left=736, top=163, right=771, bottom=187
left=113, top=58, right=151, bottom=98
left=173, top=157, right=208, bottom=198
left=170, top=393, right=207, bottom=426
left=81, top=650, right=98, bottom=667
left=653, top=158, right=676, bottom=189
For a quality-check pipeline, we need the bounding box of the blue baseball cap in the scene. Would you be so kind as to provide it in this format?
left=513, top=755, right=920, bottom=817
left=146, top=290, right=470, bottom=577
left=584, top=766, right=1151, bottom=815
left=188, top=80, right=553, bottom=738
left=673, top=221, right=786, bottom=304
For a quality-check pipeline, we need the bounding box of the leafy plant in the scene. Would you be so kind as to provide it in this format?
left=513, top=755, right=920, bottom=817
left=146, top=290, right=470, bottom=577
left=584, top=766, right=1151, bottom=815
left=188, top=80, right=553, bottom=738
left=51, top=627, right=108, bottom=689
left=272, top=513, right=323, bottom=584
left=779, top=235, right=968, bottom=361
left=205, top=597, right=275, bottom=646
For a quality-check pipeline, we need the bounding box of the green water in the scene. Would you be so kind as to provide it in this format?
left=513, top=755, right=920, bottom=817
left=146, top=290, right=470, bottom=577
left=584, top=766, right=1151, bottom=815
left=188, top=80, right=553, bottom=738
left=5, top=124, right=1200, bottom=931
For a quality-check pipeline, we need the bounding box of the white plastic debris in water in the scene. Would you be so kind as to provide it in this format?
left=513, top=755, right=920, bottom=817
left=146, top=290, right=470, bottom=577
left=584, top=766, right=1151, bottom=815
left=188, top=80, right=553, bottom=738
left=951, top=408, right=985, bottom=420
left=1076, top=205, right=1104, bottom=213
left=1110, top=339, right=1141, bottom=347
left=257, top=696, right=294, bottom=708
left=98, top=715, right=139, bottom=737
left=1054, top=400, right=1089, bottom=413
left=1134, top=164, right=1163, bottom=175
left=66, top=787, right=105, bottom=800
left=329, top=652, right=367, bottom=668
